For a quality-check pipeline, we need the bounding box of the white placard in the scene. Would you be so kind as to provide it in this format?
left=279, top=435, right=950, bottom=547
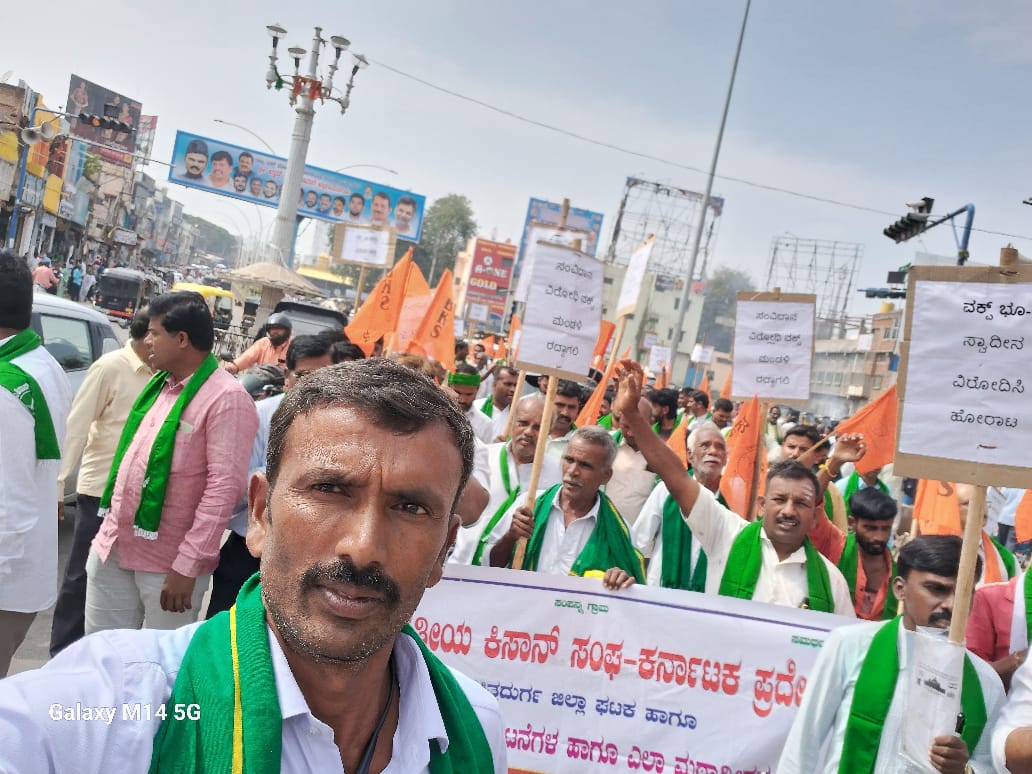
left=515, top=224, right=592, bottom=304
left=515, top=242, right=602, bottom=380
left=415, top=565, right=850, bottom=773
left=902, top=632, right=964, bottom=768
left=468, top=302, right=489, bottom=323
left=691, top=344, right=715, bottom=364
left=647, top=345, right=672, bottom=375
left=340, top=225, right=392, bottom=267
left=731, top=300, right=815, bottom=401
left=642, top=332, right=658, bottom=350
left=616, top=237, right=655, bottom=317
left=898, top=280, right=1032, bottom=469
left=453, top=317, right=466, bottom=338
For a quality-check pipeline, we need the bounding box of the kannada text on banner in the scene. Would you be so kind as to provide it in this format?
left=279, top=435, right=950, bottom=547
left=415, top=566, right=852, bottom=773
left=731, top=298, right=815, bottom=401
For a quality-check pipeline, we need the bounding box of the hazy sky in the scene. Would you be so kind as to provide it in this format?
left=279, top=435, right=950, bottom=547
left=6, top=1, right=1031, bottom=315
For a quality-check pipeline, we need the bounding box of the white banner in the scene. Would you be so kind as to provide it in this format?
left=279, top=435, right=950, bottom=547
left=731, top=300, right=815, bottom=401
left=647, top=345, right=672, bottom=375
left=340, top=225, right=392, bottom=267
left=468, top=302, right=490, bottom=323
left=415, top=566, right=851, bottom=773
left=515, top=242, right=602, bottom=380
left=616, top=237, right=655, bottom=318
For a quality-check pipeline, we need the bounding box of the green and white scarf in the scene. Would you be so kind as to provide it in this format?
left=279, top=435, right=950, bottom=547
left=840, top=617, right=986, bottom=774
left=471, top=445, right=520, bottom=566
left=0, top=329, right=60, bottom=460
left=518, top=483, right=645, bottom=582
left=837, top=532, right=898, bottom=620
left=718, top=521, right=835, bottom=613
left=658, top=479, right=725, bottom=592
left=479, top=395, right=494, bottom=417
left=149, top=574, right=494, bottom=773
left=99, top=353, right=219, bottom=540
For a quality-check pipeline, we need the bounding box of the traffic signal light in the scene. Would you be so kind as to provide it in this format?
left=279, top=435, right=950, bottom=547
left=860, top=288, right=907, bottom=299
left=77, top=113, right=134, bottom=134
left=883, top=197, right=934, bottom=243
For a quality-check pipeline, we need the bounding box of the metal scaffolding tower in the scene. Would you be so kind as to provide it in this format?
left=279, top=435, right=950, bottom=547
left=765, top=236, right=862, bottom=324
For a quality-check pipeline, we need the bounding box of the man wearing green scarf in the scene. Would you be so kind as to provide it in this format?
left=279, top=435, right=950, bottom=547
left=632, top=421, right=727, bottom=590
left=0, top=251, right=73, bottom=677
left=779, top=535, right=1005, bottom=773
left=85, top=291, right=258, bottom=633
left=612, top=359, right=855, bottom=614
left=0, top=359, right=506, bottom=772
left=489, top=425, right=645, bottom=589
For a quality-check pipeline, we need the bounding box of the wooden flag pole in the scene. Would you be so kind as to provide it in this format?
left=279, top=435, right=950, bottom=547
left=511, top=374, right=559, bottom=570
left=355, top=265, right=368, bottom=303
left=501, top=370, right=527, bottom=441
left=747, top=400, right=769, bottom=521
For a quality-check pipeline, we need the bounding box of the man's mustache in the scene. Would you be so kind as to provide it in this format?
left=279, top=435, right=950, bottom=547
left=928, top=610, right=952, bottom=625
left=300, top=558, right=400, bottom=605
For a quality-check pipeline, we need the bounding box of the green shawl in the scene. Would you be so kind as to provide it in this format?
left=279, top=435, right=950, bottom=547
left=99, top=353, right=220, bottom=539
left=718, top=521, right=835, bottom=613
left=658, top=480, right=725, bottom=592
left=479, top=395, right=494, bottom=417
left=149, top=574, right=494, bottom=773
left=841, top=472, right=889, bottom=516
left=839, top=616, right=986, bottom=774
left=470, top=445, right=520, bottom=566
left=836, top=532, right=898, bottom=620
left=518, top=483, right=645, bottom=582
left=989, top=535, right=1018, bottom=579
left=1025, top=570, right=1032, bottom=646
left=0, top=329, right=60, bottom=460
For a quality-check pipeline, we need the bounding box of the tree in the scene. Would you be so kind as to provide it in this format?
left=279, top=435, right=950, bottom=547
left=697, top=266, right=756, bottom=352
left=406, top=194, right=477, bottom=286
left=183, top=214, right=239, bottom=261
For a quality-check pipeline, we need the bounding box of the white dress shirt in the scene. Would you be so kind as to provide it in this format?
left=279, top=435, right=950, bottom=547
left=993, top=653, right=1032, bottom=772
left=780, top=621, right=1004, bottom=773
left=0, top=622, right=507, bottom=772
left=0, top=334, right=72, bottom=613
left=466, top=406, right=495, bottom=444
left=449, top=443, right=560, bottom=565
left=604, top=442, right=657, bottom=526
left=535, top=487, right=601, bottom=575
left=632, top=482, right=703, bottom=587
left=473, top=396, right=509, bottom=441
left=685, top=487, right=855, bottom=616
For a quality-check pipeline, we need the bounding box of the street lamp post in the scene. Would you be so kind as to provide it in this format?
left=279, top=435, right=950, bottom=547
left=264, top=23, right=367, bottom=268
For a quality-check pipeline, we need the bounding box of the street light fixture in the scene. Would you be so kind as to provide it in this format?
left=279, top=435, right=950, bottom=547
left=262, top=24, right=368, bottom=267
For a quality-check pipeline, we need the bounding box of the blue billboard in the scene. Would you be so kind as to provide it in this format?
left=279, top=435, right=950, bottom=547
left=514, top=197, right=605, bottom=279
left=167, top=130, right=425, bottom=242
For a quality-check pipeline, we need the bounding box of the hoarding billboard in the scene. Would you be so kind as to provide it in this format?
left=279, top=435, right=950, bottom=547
left=464, top=238, right=516, bottom=326
left=167, top=130, right=426, bottom=242
left=66, top=75, right=141, bottom=165
left=515, top=197, right=605, bottom=278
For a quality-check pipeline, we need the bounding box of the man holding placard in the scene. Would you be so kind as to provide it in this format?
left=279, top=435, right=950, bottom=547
left=780, top=535, right=1004, bottom=774
left=613, top=359, right=855, bottom=615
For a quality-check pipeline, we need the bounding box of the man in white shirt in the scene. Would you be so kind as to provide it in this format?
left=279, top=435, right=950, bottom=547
left=612, top=359, right=855, bottom=615
left=780, top=535, right=1004, bottom=774
left=0, top=251, right=73, bottom=676
left=545, top=379, right=585, bottom=460
left=50, top=309, right=153, bottom=656
left=473, top=365, right=518, bottom=441
left=994, top=655, right=1032, bottom=771
left=449, top=364, right=495, bottom=444
left=0, top=358, right=506, bottom=772
left=450, top=395, right=561, bottom=566
left=633, top=421, right=726, bottom=589
left=605, top=396, right=659, bottom=526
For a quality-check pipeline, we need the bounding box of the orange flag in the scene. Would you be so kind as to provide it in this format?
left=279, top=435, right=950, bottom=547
left=912, top=480, right=962, bottom=535
left=388, top=262, right=432, bottom=352
left=506, top=314, right=522, bottom=362
left=344, top=249, right=414, bottom=356
left=406, top=269, right=456, bottom=371
left=591, top=321, right=616, bottom=371
left=832, top=385, right=899, bottom=474
left=576, top=357, right=619, bottom=428
left=720, top=370, right=732, bottom=400
left=666, top=417, right=690, bottom=469
left=654, top=363, right=670, bottom=390
left=719, top=396, right=765, bottom=519
left=697, top=372, right=710, bottom=396
left=1015, top=491, right=1032, bottom=543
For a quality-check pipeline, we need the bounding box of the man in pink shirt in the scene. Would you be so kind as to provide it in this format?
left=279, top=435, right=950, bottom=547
left=967, top=573, right=1030, bottom=690
left=31, top=258, right=59, bottom=294
left=85, top=291, right=258, bottom=631
left=225, top=312, right=292, bottom=374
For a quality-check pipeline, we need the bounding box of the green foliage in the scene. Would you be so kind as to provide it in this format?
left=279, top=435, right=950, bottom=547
left=405, top=194, right=477, bottom=285
left=82, top=153, right=102, bottom=183
left=697, top=266, right=756, bottom=352
left=183, top=214, right=239, bottom=260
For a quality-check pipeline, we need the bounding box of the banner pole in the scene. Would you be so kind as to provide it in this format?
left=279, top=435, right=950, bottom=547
left=511, top=374, right=559, bottom=570
left=949, top=485, right=985, bottom=644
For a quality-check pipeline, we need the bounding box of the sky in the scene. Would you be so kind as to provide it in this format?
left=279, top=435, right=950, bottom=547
left=5, top=1, right=1031, bottom=318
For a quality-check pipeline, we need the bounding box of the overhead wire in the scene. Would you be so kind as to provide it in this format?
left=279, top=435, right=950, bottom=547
left=371, top=58, right=1032, bottom=244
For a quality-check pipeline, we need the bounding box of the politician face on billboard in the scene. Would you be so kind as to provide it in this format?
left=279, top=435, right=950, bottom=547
left=168, top=130, right=426, bottom=243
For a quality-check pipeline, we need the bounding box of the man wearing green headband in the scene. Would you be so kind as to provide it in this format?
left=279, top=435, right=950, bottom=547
left=0, top=251, right=72, bottom=676
left=448, top=363, right=494, bottom=443
left=0, top=358, right=506, bottom=772
left=780, top=535, right=1004, bottom=774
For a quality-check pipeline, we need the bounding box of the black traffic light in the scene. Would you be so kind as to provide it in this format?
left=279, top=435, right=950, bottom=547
left=883, top=197, right=934, bottom=243
left=860, top=288, right=907, bottom=299
left=77, top=112, right=134, bottom=134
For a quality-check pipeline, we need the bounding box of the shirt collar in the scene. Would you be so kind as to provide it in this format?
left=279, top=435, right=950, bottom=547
left=759, top=528, right=808, bottom=565
left=123, top=340, right=151, bottom=373
left=552, top=487, right=601, bottom=523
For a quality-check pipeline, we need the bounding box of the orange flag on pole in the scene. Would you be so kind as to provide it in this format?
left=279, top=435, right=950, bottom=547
left=913, top=480, right=962, bottom=535
left=720, top=370, right=732, bottom=400
left=697, top=372, right=710, bottom=396
left=654, top=365, right=670, bottom=390
left=591, top=320, right=616, bottom=371
left=719, top=396, right=765, bottom=519
left=666, top=417, right=690, bottom=469
left=344, top=249, right=414, bottom=356
left=832, top=385, right=899, bottom=474
left=388, top=262, right=432, bottom=353
left=576, top=357, right=618, bottom=428
left=406, top=269, right=456, bottom=371
left=506, top=314, right=522, bottom=362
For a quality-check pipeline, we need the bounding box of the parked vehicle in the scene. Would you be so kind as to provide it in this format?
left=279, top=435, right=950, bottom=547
left=271, top=300, right=348, bottom=338
left=173, top=282, right=235, bottom=329
left=94, top=267, right=160, bottom=326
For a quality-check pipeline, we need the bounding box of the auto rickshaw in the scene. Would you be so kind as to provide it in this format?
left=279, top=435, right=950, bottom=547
left=172, top=282, right=236, bottom=329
